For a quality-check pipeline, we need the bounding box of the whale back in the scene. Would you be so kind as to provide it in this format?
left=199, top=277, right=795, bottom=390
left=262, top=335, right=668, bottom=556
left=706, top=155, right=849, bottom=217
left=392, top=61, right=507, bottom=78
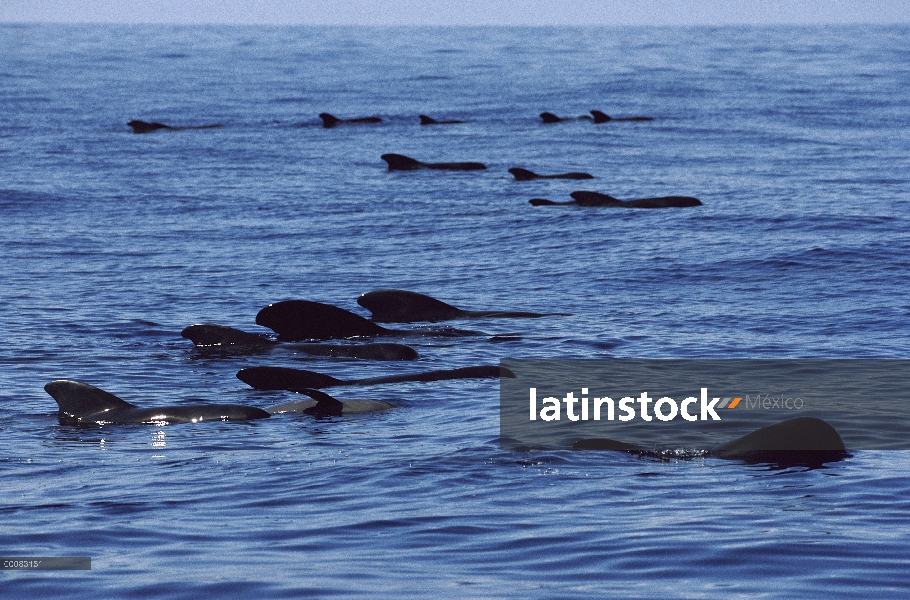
left=622, top=196, right=703, bottom=208
left=508, top=168, right=539, bottom=181
left=539, top=112, right=563, bottom=123
left=381, top=153, right=425, bottom=170
left=256, top=300, right=387, bottom=341
left=45, top=380, right=135, bottom=419
left=127, top=120, right=171, bottom=133
left=710, top=416, right=846, bottom=463
left=570, top=191, right=623, bottom=206
left=181, top=323, right=275, bottom=348
left=237, top=366, right=342, bottom=390
left=358, top=290, right=465, bottom=323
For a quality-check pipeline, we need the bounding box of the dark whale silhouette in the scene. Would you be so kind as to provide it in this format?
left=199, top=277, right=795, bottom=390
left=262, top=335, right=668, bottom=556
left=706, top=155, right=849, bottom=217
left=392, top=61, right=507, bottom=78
left=255, top=300, right=483, bottom=341
left=319, top=113, right=382, bottom=128
left=530, top=191, right=702, bottom=209
left=419, top=115, right=463, bottom=125
left=381, top=153, right=486, bottom=171
left=127, top=120, right=223, bottom=134
left=357, top=290, right=569, bottom=323
left=180, top=324, right=419, bottom=360
left=508, top=168, right=594, bottom=181
left=539, top=111, right=653, bottom=124
left=589, top=110, right=654, bottom=123
left=539, top=112, right=587, bottom=123
left=266, top=388, right=394, bottom=417
left=45, top=380, right=270, bottom=425
left=573, top=416, right=847, bottom=466
left=237, top=365, right=514, bottom=391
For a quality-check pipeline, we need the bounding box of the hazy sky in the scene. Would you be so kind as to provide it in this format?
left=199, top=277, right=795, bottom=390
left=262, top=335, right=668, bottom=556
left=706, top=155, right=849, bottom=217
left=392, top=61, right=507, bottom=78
left=2, top=1, right=909, bottom=26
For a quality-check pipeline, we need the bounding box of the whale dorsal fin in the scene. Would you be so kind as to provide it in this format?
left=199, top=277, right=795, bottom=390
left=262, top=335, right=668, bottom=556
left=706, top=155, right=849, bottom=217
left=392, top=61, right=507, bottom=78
left=380, top=153, right=424, bottom=170
left=418, top=115, right=437, bottom=125
left=357, top=290, right=464, bottom=323
left=256, top=300, right=387, bottom=341
left=539, top=112, right=562, bottom=123
left=318, top=113, right=340, bottom=127
left=590, top=110, right=612, bottom=123
left=44, top=380, right=135, bottom=418
left=290, top=388, right=344, bottom=417
left=508, top=168, right=538, bottom=181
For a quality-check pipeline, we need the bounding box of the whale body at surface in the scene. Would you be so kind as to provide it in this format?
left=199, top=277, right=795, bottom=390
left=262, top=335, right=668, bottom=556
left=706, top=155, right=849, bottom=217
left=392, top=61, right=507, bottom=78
left=381, top=153, right=486, bottom=171
left=266, top=389, right=394, bottom=417
left=180, top=323, right=419, bottom=360
left=44, top=380, right=270, bottom=425
left=573, top=416, right=847, bottom=465
left=357, top=289, right=568, bottom=323
left=319, top=113, right=382, bottom=127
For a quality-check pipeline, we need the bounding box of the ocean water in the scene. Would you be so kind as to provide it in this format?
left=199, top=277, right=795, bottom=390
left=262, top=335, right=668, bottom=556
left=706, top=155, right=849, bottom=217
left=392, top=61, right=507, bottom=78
left=1, top=23, right=909, bottom=597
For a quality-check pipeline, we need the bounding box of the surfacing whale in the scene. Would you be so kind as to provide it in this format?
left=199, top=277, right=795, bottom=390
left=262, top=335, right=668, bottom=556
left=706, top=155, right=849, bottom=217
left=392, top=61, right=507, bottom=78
left=255, top=300, right=484, bottom=341
left=589, top=110, right=654, bottom=123
left=381, top=153, right=486, bottom=171
left=237, top=365, right=514, bottom=390
left=266, top=388, right=394, bottom=417
left=127, top=120, right=223, bottom=134
left=539, top=112, right=590, bottom=123
left=419, top=115, right=463, bottom=125
left=531, top=191, right=701, bottom=209
left=574, top=416, right=847, bottom=466
left=319, top=113, right=382, bottom=128
left=539, top=111, right=653, bottom=124
left=357, top=289, right=569, bottom=323
left=180, top=324, right=419, bottom=360
left=509, top=168, right=594, bottom=181
left=45, top=380, right=270, bottom=425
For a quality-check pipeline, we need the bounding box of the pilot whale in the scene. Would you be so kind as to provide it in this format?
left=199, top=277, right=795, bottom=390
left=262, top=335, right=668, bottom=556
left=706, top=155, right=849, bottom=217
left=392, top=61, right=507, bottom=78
left=357, top=290, right=569, bottom=323
left=255, top=300, right=484, bottom=341
left=127, top=120, right=223, bottom=133
left=531, top=191, right=701, bottom=209
left=539, top=112, right=589, bottom=123
left=573, top=416, right=847, bottom=465
left=237, top=365, right=513, bottom=391
left=44, top=380, right=270, bottom=425
left=508, top=168, right=594, bottom=181
left=180, top=324, right=419, bottom=360
left=266, top=388, right=394, bottom=417
left=381, top=153, right=486, bottom=171
left=319, top=113, right=382, bottom=128
left=539, top=111, right=654, bottom=124
left=589, top=110, right=654, bottom=123
left=419, top=115, right=463, bottom=125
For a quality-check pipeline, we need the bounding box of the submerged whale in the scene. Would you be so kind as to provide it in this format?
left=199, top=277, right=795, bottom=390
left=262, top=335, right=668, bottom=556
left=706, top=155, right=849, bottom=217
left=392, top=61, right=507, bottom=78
left=419, top=115, right=463, bottom=125
left=508, top=168, right=594, bottom=181
left=237, top=365, right=513, bottom=390
left=357, top=290, right=569, bottom=323
left=530, top=191, right=702, bottom=209
left=255, top=300, right=484, bottom=341
left=574, top=416, right=847, bottom=465
left=319, top=113, right=382, bottom=128
left=127, top=120, right=223, bottom=134
left=381, top=153, right=486, bottom=171
left=45, top=380, right=270, bottom=425
left=180, top=324, right=419, bottom=360
left=266, top=388, right=394, bottom=417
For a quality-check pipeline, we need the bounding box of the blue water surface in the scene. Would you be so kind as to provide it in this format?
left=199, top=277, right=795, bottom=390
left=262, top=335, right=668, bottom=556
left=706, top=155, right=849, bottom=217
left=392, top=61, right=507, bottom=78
left=1, top=23, right=909, bottom=597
